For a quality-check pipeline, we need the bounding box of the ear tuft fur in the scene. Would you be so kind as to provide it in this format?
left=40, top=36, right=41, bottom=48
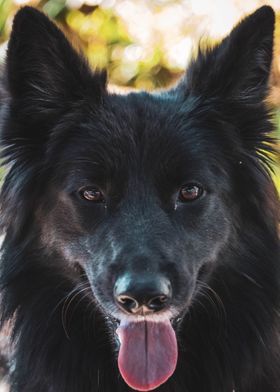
left=7, top=6, right=107, bottom=118
left=179, top=6, right=275, bottom=103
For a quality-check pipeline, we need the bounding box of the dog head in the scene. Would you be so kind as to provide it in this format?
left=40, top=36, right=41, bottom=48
left=1, top=6, right=277, bottom=391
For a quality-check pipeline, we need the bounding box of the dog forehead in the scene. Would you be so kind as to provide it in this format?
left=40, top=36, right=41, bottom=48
left=58, top=92, right=229, bottom=181
left=89, top=92, right=210, bottom=152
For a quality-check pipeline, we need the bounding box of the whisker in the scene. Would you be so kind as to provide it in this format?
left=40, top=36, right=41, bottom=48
left=194, top=280, right=227, bottom=321
left=61, top=283, right=92, bottom=338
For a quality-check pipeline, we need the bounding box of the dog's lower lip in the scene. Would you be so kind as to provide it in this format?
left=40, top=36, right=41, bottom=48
left=172, top=316, right=182, bottom=325
left=105, top=315, right=120, bottom=325
left=106, top=314, right=183, bottom=328
left=170, top=315, right=185, bottom=329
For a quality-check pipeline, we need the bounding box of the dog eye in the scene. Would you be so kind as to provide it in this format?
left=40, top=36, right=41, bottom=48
left=78, top=187, right=105, bottom=202
left=179, top=183, right=203, bottom=202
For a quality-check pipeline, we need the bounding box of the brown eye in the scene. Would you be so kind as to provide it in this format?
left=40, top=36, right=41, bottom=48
left=79, top=187, right=105, bottom=202
left=179, top=183, right=203, bottom=202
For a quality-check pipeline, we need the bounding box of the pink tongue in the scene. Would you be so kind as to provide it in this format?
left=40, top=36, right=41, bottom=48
left=116, top=319, right=178, bottom=391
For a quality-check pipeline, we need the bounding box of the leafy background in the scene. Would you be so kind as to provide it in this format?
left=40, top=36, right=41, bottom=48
left=0, top=0, right=278, bottom=190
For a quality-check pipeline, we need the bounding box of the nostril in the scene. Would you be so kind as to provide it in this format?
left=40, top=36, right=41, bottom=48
left=114, top=273, right=172, bottom=314
left=148, top=295, right=169, bottom=311
left=117, top=295, right=139, bottom=312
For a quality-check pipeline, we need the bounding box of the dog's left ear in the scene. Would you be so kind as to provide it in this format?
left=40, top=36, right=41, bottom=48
left=179, top=6, right=275, bottom=103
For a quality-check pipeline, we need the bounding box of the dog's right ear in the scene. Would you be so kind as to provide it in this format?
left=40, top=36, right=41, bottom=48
left=1, top=7, right=107, bottom=235
left=6, top=6, right=106, bottom=125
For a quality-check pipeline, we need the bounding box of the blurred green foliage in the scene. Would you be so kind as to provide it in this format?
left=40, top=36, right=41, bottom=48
left=0, top=0, right=183, bottom=89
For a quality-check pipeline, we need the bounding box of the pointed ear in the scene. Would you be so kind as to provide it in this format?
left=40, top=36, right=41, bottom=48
left=7, top=6, right=106, bottom=122
left=181, top=6, right=275, bottom=102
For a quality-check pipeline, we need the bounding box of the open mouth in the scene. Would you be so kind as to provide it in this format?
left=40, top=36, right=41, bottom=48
left=77, top=266, right=183, bottom=391
left=115, top=316, right=178, bottom=391
left=103, top=309, right=183, bottom=391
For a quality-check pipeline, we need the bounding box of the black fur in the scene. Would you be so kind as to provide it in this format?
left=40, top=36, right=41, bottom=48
left=0, top=5, right=279, bottom=392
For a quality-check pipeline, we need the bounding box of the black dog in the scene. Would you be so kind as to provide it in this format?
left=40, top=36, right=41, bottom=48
left=0, top=5, right=279, bottom=392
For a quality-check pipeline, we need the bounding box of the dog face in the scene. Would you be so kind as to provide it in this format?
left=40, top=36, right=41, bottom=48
left=37, top=93, right=235, bottom=321
left=1, top=6, right=276, bottom=391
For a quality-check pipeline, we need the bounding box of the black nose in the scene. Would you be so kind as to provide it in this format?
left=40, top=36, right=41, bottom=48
left=114, top=273, right=172, bottom=314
